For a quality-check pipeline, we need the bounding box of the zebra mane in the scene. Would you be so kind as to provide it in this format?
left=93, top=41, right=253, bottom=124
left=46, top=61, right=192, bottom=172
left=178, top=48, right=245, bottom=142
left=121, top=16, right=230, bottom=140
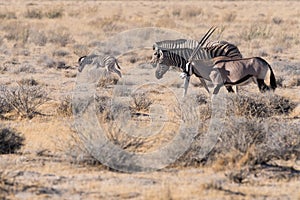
left=153, top=39, right=198, bottom=50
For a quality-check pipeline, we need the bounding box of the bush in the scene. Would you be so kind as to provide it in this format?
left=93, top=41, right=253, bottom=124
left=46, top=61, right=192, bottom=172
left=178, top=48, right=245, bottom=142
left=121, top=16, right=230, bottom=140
left=1, top=83, right=49, bottom=119
left=0, top=126, right=24, bottom=154
left=227, top=93, right=296, bottom=118
left=0, top=11, right=16, bottom=19
left=239, top=24, right=272, bottom=41
left=28, top=30, right=47, bottom=46
left=48, top=29, right=73, bottom=47
left=56, top=96, right=73, bottom=117
left=24, top=9, right=43, bottom=19
left=4, top=22, right=30, bottom=44
left=0, top=87, right=13, bottom=117
left=130, top=92, right=153, bottom=112
left=176, top=93, right=299, bottom=168
left=44, top=8, right=63, bottom=19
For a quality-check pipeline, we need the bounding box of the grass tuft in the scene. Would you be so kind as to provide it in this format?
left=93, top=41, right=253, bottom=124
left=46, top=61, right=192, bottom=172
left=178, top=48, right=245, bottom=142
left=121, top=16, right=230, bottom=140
left=0, top=126, right=24, bottom=154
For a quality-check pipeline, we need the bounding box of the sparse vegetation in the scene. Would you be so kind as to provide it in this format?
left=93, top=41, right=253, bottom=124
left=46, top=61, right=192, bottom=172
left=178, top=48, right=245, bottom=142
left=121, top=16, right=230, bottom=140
left=178, top=92, right=299, bottom=170
left=239, top=23, right=273, bottom=41
left=48, top=29, right=73, bottom=47
left=56, top=96, right=73, bottom=117
left=130, top=92, right=153, bottom=112
left=0, top=126, right=24, bottom=154
left=1, top=83, right=49, bottom=119
left=0, top=1, right=299, bottom=199
left=44, top=8, right=64, bottom=19
left=24, top=9, right=43, bottom=19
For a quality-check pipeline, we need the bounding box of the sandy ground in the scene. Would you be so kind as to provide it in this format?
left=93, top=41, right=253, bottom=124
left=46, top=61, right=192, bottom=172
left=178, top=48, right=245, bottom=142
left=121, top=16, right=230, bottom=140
left=0, top=1, right=300, bottom=199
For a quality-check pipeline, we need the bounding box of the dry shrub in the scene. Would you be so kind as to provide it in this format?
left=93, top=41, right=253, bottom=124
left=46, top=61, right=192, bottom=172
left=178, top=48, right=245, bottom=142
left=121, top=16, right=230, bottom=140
left=271, top=61, right=300, bottom=88
left=0, top=126, right=24, bottom=154
left=3, top=22, right=30, bottom=44
left=55, top=128, right=102, bottom=166
left=178, top=6, right=203, bottom=18
left=130, top=92, right=153, bottom=112
left=239, top=23, right=272, bottom=41
left=0, top=11, right=16, bottom=19
left=53, top=49, right=69, bottom=57
left=97, top=72, right=119, bottom=88
left=13, top=62, right=36, bottom=74
left=213, top=118, right=300, bottom=168
left=28, top=29, right=47, bottom=46
left=48, top=28, right=73, bottom=47
left=0, top=86, right=13, bottom=117
left=1, top=83, right=49, bottom=119
left=73, top=44, right=89, bottom=57
left=44, top=8, right=64, bottom=19
left=56, top=96, right=73, bottom=117
left=227, top=93, right=296, bottom=118
left=24, top=9, right=43, bottom=19
left=176, top=93, right=299, bottom=168
left=155, top=15, right=176, bottom=29
left=17, top=78, right=39, bottom=86
left=222, top=12, right=237, bottom=23
left=272, top=17, right=283, bottom=25
left=89, top=15, right=124, bottom=35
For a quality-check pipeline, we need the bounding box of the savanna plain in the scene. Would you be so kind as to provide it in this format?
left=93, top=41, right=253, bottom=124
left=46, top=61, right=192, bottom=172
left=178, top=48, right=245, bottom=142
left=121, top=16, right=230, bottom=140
left=0, top=1, right=300, bottom=199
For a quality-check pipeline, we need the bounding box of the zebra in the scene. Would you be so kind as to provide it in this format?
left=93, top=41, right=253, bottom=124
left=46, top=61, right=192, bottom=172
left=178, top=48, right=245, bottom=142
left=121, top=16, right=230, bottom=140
left=153, top=26, right=217, bottom=51
left=78, top=54, right=122, bottom=77
left=151, top=43, right=243, bottom=95
left=154, top=39, right=242, bottom=59
left=152, top=32, right=242, bottom=95
left=186, top=56, right=277, bottom=94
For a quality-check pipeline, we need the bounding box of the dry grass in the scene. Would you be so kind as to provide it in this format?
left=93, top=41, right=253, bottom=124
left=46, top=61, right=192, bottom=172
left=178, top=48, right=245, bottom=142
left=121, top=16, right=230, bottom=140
left=0, top=1, right=299, bottom=199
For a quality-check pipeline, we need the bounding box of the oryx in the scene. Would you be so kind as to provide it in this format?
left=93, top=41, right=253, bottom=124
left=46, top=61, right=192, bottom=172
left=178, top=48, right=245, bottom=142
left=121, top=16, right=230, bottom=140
left=186, top=56, right=277, bottom=94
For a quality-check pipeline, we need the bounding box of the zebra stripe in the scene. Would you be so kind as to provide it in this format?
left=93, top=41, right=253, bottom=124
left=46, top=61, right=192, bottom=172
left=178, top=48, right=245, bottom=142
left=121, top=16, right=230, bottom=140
left=78, top=54, right=122, bottom=77
left=153, top=39, right=198, bottom=50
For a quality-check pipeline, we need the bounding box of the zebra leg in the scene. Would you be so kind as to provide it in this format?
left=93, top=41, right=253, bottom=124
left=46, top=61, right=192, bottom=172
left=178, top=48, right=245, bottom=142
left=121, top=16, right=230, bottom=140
left=225, top=86, right=235, bottom=93
left=257, top=79, right=270, bottom=93
left=199, top=78, right=210, bottom=93
left=183, top=75, right=191, bottom=97
left=235, top=86, right=239, bottom=94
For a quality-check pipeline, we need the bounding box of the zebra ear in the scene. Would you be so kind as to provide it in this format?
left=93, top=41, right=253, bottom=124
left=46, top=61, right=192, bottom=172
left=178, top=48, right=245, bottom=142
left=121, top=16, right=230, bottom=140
left=78, top=56, right=86, bottom=64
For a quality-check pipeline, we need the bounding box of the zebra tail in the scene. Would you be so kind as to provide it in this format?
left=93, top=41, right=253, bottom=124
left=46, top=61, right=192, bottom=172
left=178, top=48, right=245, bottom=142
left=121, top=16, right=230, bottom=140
left=268, top=64, right=277, bottom=91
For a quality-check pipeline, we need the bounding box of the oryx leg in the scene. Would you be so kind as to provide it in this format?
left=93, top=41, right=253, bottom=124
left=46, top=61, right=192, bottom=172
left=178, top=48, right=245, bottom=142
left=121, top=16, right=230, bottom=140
left=235, top=86, right=239, bottom=93
left=257, top=79, right=270, bottom=93
left=183, top=75, right=191, bottom=97
left=209, top=67, right=224, bottom=95
left=199, top=78, right=210, bottom=93
left=225, top=86, right=235, bottom=93
left=212, top=84, right=223, bottom=94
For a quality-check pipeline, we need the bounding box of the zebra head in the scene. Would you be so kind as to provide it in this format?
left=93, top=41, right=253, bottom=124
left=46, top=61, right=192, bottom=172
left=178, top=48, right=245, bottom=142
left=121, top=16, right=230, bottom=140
left=78, top=56, right=88, bottom=72
left=155, top=63, right=170, bottom=79
left=151, top=49, right=170, bottom=79
left=151, top=49, right=163, bottom=65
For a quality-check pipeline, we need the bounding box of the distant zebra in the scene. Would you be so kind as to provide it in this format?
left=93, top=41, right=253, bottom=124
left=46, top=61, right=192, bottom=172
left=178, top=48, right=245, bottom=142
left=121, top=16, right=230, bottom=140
left=78, top=54, right=122, bottom=77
